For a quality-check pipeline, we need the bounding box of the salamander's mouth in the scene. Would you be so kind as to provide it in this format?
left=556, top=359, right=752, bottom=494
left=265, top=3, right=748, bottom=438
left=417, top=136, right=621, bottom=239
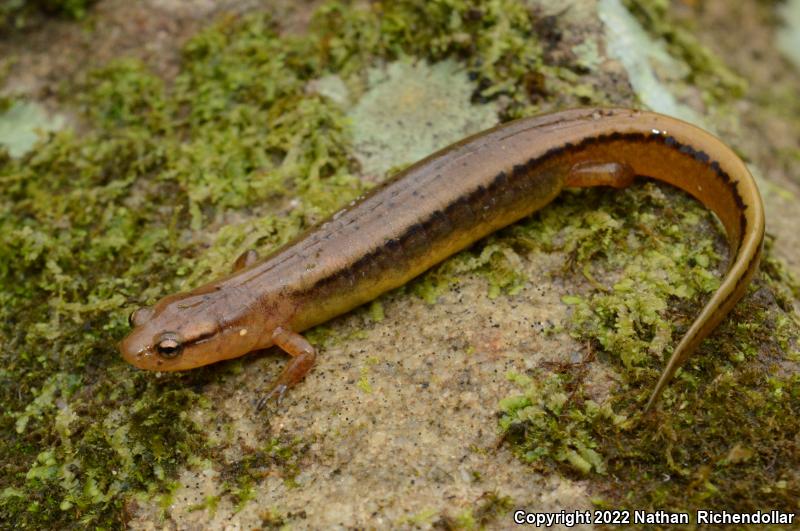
left=119, top=328, right=178, bottom=370
left=119, top=332, right=157, bottom=370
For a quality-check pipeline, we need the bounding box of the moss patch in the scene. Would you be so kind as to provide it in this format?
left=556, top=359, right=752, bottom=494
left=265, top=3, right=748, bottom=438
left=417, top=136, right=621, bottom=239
left=623, top=0, right=747, bottom=106
left=216, top=437, right=309, bottom=514
left=496, top=184, right=800, bottom=519
left=433, top=491, right=515, bottom=530
left=1, top=0, right=95, bottom=31
left=4, top=0, right=795, bottom=527
left=0, top=0, right=602, bottom=527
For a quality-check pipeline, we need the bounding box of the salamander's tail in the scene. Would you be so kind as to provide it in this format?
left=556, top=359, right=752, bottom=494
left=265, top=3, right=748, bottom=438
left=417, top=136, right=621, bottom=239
left=643, top=236, right=763, bottom=412
left=562, top=111, right=765, bottom=412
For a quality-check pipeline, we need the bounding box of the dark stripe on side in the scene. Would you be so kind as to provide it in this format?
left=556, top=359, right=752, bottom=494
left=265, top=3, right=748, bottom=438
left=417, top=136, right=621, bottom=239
left=305, top=131, right=750, bottom=295
left=525, top=131, right=748, bottom=252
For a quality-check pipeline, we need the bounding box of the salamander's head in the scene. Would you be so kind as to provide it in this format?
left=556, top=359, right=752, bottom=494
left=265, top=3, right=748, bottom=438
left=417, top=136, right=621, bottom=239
left=120, top=290, right=260, bottom=371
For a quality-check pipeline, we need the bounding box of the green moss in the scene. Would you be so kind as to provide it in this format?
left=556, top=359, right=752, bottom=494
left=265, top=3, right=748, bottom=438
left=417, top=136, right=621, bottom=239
left=258, top=506, right=288, bottom=529
left=4, top=3, right=585, bottom=525
left=1, top=0, right=95, bottom=30
left=407, top=235, right=532, bottom=306
left=187, top=494, right=220, bottom=515
left=357, top=366, right=373, bottom=393
left=367, top=300, right=385, bottom=323
left=219, top=437, right=308, bottom=512
left=3, top=0, right=793, bottom=527
left=2, top=380, right=207, bottom=528
left=433, top=491, right=514, bottom=529
left=496, top=185, right=800, bottom=519
left=499, top=371, right=626, bottom=475
left=623, top=0, right=748, bottom=105
left=2, top=9, right=354, bottom=530
left=312, top=0, right=602, bottom=118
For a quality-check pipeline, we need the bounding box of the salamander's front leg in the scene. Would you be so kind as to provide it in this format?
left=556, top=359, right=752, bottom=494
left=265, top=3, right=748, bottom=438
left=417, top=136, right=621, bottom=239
left=257, top=327, right=316, bottom=409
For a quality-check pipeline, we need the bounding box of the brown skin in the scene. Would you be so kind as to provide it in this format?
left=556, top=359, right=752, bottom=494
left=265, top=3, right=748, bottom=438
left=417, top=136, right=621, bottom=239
left=120, top=108, right=765, bottom=409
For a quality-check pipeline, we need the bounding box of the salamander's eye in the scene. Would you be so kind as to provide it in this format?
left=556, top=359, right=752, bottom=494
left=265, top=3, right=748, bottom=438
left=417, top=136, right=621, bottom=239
left=156, top=333, right=183, bottom=359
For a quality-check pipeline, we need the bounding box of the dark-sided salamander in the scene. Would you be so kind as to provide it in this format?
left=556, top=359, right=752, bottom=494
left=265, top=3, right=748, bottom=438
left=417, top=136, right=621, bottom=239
left=121, top=108, right=765, bottom=411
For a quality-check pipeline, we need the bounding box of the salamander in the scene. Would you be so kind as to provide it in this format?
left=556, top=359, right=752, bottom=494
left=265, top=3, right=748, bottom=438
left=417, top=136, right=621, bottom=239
left=120, top=108, right=765, bottom=411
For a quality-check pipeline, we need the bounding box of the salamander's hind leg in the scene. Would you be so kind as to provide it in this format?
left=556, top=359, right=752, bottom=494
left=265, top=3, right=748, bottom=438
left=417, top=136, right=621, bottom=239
left=257, top=327, right=316, bottom=410
left=565, top=161, right=636, bottom=189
